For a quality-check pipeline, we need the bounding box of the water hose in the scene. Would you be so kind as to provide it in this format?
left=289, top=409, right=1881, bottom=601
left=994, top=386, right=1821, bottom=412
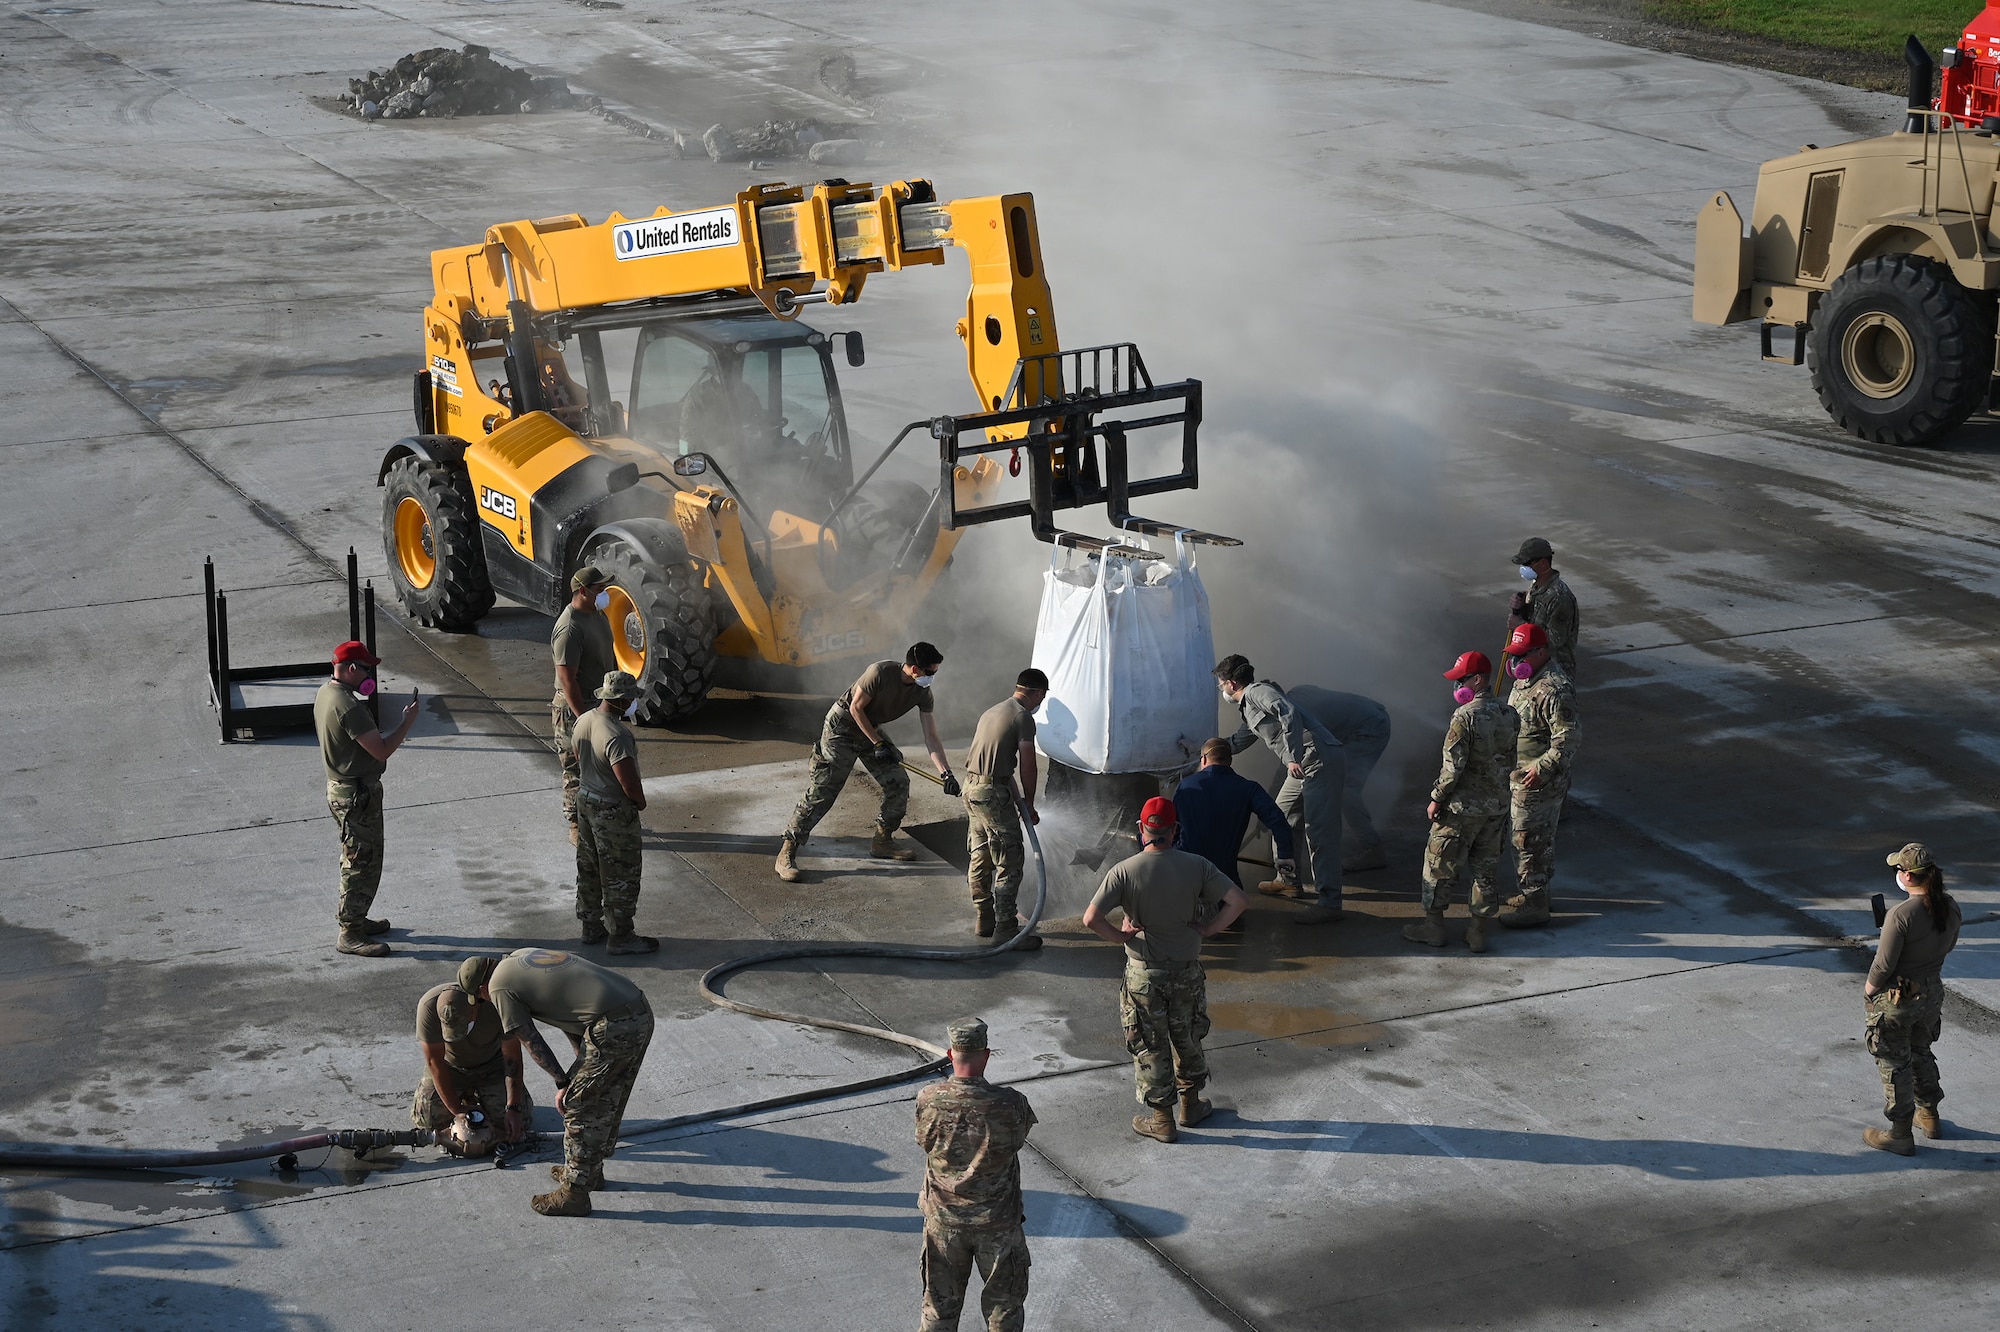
left=618, top=785, right=1048, bottom=1138
left=0, top=788, right=1047, bottom=1169
left=0, top=1128, right=437, bottom=1171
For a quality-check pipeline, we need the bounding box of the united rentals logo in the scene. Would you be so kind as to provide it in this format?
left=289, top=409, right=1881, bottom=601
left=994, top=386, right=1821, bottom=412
left=612, top=207, right=738, bottom=261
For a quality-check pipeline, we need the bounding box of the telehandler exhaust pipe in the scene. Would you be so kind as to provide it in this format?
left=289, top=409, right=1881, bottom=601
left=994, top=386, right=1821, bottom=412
left=1907, top=34, right=1936, bottom=133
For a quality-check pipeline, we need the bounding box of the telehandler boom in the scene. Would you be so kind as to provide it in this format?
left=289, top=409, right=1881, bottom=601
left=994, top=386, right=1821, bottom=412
left=378, top=178, right=1233, bottom=721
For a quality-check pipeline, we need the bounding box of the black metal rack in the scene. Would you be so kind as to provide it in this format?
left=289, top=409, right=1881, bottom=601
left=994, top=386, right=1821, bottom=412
left=205, top=548, right=376, bottom=742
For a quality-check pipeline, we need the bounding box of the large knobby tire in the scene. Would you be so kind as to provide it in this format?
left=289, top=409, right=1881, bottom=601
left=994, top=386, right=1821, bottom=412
left=592, top=541, right=719, bottom=723
left=381, top=457, right=495, bottom=629
left=1808, top=254, right=1992, bottom=446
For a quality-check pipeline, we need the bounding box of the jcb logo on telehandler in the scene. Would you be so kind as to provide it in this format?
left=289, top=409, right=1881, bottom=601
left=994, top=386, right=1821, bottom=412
left=479, top=486, right=518, bottom=520
left=808, top=629, right=864, bottom=656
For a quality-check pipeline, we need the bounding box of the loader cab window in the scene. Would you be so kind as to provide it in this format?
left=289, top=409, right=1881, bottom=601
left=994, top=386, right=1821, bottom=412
left=738, top=344, right=840, bottom=462
left=630, top=332, right=714, bottom=449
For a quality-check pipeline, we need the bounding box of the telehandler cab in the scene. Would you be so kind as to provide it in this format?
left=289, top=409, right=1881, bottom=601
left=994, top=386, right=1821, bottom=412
left=379, top=178, right=1235, bottom=721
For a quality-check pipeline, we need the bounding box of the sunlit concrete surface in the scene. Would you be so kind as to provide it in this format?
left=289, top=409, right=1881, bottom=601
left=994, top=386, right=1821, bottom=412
left=2, top=1, right=1997, bottom=1326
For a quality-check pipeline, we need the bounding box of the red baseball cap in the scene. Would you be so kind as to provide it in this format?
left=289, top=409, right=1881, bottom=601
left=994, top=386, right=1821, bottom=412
left=1139, top=796, right=1178, bottom=830
left=332, top=639, right=380, bottom=666
left=1505, top=623, right=1547, bottom=655
left=1443, top=651, right=1491, bottom=680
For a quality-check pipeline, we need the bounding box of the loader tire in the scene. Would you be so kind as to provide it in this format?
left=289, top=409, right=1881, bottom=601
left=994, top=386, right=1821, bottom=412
left=1808, top=254, right=1991, bottom=446
left=382, top=457, right=494, bottom=629
left=593, top=541, right=718, bottom=723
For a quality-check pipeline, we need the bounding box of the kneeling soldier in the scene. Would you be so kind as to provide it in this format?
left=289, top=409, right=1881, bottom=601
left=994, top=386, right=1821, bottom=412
left=573, top=670, right=654, bottom=954
left=485, top=948, right=655, bottom=1216
left=412, top=956, right=531, bottom=1155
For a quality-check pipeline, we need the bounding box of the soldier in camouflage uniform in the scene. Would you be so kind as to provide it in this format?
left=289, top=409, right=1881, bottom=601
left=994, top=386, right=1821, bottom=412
left=1506, top=536, right=1579, bottom=691
left=914, top=1018, right=1036, bottom=1332
left=572, top=670, right=655, bottom=954
left=551, top=566, right=618, bottom=843
left=1082, top=798, right=1248, bottom=1142
left=411, top=956, right=531, bottom=1156
left=1498, top=623, right=1578, bottom=928
left=1407, top=652, right=1520, bottom=954
left=776, top=643, right=957, bottom=883
left=963, top=669, right=1048, bottom=950
left=486, top=947, right=655, bottom=1217
left=313, top=639, right=419, bottom=959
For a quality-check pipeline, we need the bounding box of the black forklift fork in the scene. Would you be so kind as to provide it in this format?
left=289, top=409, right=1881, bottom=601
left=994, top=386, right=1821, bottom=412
left=931, top=343, right=1240, bottom=556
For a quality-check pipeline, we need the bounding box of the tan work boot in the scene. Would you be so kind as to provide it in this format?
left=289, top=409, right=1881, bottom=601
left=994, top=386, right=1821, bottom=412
left=580, top=919, right=609, bottom=946
left=974, top=902, right=996, bottom=938
left=775, top=837, right=802, bottom=883
left=1401, top=911, right=1447, bottom=947
left=1498, top=891, right=1551, bottom=928
left=1178, top=1093, right=1213, bottom=1127
left=336, top=928, right=391, bottom=958
left=1465, top=917, right=1489, bottom=954
left=1863, top=1122, right=1916, bottom=1156
left=1256, top=876, right=1296, bottom=896
left=361, top=917, right=392, bottom=936
left=871, top=830, right=916, bottom=861
left=1914, top=1107, right=1942, bottom=1139
left=1132, top=1108, right=1179, bottom=1143
left=606, top=933, right=659, bottom=955
left=1008, top=928, right=1044, bottom=952
left=531, top=1184, right=593, bottom=1216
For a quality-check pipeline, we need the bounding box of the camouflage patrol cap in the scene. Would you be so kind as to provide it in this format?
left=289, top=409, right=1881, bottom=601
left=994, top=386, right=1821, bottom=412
left=1887, top=843, right=1936, bottom=872
left=596, top=670, right=638, bottom=700
left=1512, top=536, right=1554, bottom=565
left=571, top=565, right=607, bottom=591
left=946, top=1018, right=989, bottom=1052
left=457, top=955, right=498, bottom=996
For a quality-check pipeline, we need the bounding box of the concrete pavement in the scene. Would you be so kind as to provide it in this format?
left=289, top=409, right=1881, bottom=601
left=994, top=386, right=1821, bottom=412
left=3, top=0, right=1997, bottom=1326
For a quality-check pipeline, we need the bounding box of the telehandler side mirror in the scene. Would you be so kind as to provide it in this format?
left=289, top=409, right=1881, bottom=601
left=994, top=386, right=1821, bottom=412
left=843, top=330, right=865, bottom=367
left=605, top=463, right=639, bottom=494
left=673, top=454, right=711, bottom=477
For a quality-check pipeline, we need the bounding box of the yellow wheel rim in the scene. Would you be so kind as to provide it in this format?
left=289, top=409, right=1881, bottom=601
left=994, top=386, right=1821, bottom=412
left=604, top=583, right=648, bottom=677
left=394, top=497, right=437, bottom=589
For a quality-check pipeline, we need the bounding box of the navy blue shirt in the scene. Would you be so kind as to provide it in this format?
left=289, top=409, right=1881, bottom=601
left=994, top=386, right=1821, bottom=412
left=1173, top=764, right=1294, bottom=887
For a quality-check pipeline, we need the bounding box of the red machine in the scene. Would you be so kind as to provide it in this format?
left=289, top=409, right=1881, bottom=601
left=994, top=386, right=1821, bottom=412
left=1937, top=4, right=2000, bottom=127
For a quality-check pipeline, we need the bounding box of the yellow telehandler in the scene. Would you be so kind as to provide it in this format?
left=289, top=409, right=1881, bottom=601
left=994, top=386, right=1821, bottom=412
left=378, top=177, right=1233, bottom=720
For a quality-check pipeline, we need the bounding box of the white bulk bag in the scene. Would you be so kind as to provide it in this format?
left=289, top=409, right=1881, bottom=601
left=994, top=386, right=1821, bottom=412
left=1031, top=537, right=1215, bottom=775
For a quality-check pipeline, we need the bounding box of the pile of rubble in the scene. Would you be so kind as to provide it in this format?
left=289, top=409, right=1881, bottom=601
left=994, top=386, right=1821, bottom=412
left=698, top=119, right=868, bottom=165
left=338, top=45, right=590, bottom=120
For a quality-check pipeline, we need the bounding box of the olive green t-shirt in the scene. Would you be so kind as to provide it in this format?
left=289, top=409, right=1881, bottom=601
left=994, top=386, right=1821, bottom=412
left=415, top=982, right=504, bottom=1070
left=841, top=660, right=933, bottom=726
left=572, top=708, right=638, bottom=804
left=313, top=678, right=385, bottom=783
left=551, top=605, right=618, bottom=699
left=1088, top=847, right=1234, bottom=966
left=965, top=696, right=1036, bottom=785
left=488, top=948, right=648, bottom=1039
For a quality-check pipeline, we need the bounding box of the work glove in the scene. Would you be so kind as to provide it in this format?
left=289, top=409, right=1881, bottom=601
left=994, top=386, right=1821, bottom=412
left=940, top=774, right=961, bottom=798
left=1508, top=591, right=1529, bottom=615
left=1276, top=858, right=1298, bottom=882
left=870, top=742, right=897, bottom=763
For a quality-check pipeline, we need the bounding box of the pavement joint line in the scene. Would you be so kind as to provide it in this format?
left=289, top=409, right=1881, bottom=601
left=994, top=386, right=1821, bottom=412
left=1593, top=612, right=1904, bottom=656
left=0, top=784, right=556, bottom=864
left=1020, top=1138, right=1264, bottom=1332
left=0, top=406, right=408, bottom=451
left=0, top=577, right=339, bottom=620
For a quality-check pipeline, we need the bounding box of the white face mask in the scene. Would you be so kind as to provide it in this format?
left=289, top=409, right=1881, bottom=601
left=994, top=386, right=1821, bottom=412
left=594, top=590, right=612, bottom=610
left=1519, top=565, right=1536, bottom=581
left=914, top=673, right=937, bottom=689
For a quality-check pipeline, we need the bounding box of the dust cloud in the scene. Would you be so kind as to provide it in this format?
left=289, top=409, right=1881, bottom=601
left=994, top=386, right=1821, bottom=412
left=832, top=7, right=1512, bottom=820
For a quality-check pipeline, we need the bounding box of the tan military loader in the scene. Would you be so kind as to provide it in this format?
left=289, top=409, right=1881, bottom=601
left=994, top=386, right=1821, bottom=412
left=1695, top=37, right=2000, bottom=446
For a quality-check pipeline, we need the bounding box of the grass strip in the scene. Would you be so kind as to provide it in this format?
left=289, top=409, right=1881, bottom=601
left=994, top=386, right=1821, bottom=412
left=1646, top=1, right=1974, bottom=58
